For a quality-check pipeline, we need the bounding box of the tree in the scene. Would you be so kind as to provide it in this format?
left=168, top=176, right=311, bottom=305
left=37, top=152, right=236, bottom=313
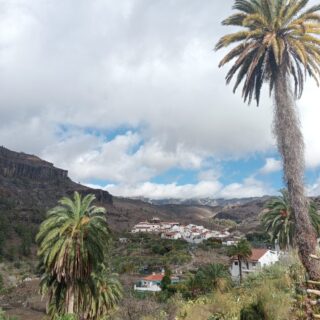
left=160, top=266, right=172, bottom=291
left=85, top=264, right=122, bottom=320
left=36, top=192, right=114, bottom=317
left=216, top=0, right=320, bottom=279
left=229, top=239, right=252, bottom=283
left=262, top=189, right=320, bottom=249
left=199, top=263, right=231, bottom=292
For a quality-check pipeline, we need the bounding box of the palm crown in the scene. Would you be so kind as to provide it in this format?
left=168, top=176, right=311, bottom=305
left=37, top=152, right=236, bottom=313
left=262, top=189, right=320, bottom=249
left=36, top=192, right=112, bottom=316
left=37, top=192, right=110, bottom=283
left=216, top=0, right=320, bottom=105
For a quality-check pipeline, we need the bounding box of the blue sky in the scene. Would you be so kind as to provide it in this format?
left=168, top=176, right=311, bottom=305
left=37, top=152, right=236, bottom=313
left=1, top=0, right=320, bottom=199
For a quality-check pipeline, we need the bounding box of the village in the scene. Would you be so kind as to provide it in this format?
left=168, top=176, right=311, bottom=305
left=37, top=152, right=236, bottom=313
left=130, top=217, right=281, bottom=293
left=131, top=217, right=232, bottom=244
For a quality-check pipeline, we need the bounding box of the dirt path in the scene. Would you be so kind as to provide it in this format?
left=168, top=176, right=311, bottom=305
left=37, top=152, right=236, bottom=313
left=0, top=279, right=47, bottom=319
left=6, top=308, right=46, bottom=320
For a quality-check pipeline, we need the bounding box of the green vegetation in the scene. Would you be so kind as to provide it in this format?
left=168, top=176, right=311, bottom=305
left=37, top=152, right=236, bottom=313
left=240, top=300, right=265, bottom=320
left=163, top=255, right=305, bottom=320
left=177, top=264, right=231, bottom=300
left=36, top=192, right=122, bottom=319
left=0, top=309, right=17, bottom=320
left=216, top=0, right=320, bottom=278
left=245, top=232, right=271, bottom=248
left=111, top=233, right=192, bottom=274
left=262, top=189, right=320, bottom=249
left=211, top=218, right=237, bottom=229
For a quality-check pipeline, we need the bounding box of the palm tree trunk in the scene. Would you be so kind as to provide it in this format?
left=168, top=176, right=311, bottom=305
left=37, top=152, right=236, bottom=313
left=238, top=257, right=242, bottom=283
left=66, top=285, right=75, bottom=314
left=274, top=66, right=320, bottom=280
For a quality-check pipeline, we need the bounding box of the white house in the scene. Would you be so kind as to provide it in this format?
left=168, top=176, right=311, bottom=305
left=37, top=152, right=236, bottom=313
left=131, top=222, right=161, bottom=233
left=161, top=231, right=182, bottom=240
left=134, top=273, right=180, bottom=292
left=230, top=248, right=280, bottom=280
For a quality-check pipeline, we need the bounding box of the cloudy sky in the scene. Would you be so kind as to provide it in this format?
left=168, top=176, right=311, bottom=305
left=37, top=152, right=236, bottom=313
left=1, top=0, right=320, bottom=199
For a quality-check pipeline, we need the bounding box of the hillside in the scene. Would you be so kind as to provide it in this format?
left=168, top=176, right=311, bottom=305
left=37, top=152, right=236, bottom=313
left=0, top=146, right=272, bottom=259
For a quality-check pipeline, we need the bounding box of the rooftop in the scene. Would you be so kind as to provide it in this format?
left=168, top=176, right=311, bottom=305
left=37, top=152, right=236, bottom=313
left=143, top=274, right=164, bottom=281
left=232, top=248, right=269, bottom=262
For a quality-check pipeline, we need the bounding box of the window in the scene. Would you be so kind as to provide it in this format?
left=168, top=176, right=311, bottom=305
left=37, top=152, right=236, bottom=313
left=252, top=262, right=257, bottom=267
left=234, top=261, right=238, bottom=266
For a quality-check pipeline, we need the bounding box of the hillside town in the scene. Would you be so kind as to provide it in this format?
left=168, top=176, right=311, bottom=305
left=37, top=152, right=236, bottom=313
left=131, top=217, right=231, bottom=244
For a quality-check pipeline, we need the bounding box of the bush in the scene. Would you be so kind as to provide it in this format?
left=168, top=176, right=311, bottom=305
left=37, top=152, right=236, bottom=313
left=240, top=300, right=266, bottom=320
left=208, top=314, right=226, bottom=320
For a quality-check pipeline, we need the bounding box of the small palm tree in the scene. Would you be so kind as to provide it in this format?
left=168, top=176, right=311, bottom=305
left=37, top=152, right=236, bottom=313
left=216, top=0, right=320, bottom=279
left=36, top=192, right=111, bottom=316
left=85, top=264, right=122, bottom=320
left=262, top=189, right=320, bottom=249
left=200, top=263, right=231, bottom=292
left=229, top=239, right=252, bottom=283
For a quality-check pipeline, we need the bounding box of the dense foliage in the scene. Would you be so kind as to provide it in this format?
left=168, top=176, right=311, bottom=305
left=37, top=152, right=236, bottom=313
left=37, top=192, right=122, bottom=319
left=262, top=189, right=320, bottom=249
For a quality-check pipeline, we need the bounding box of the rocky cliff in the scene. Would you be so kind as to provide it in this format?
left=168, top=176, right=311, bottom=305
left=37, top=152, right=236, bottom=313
left=0, top=146, right=112, bottom=222
left=0, top=146, right=68, bottom=181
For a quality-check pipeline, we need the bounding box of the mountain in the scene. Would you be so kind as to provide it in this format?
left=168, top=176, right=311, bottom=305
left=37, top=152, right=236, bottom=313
left=0, top=146, right=219, bottom=233
left=0, top=145, right=112, bottom=215
left=143, top=197, right=269, bottom=207
left=0, top=146, right=272, bottom=259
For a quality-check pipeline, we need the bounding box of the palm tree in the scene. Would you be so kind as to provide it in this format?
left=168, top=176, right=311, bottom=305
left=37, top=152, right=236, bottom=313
left=216, top=0, right=320, bottom=279
left=262, top=189, right=320, bottom=249
left=84, top=264, right=122, bottom=320
left=36, top=192, right=111, bottom=316
left=199, top=263, right=231, bottom=292
left=229, top=239, right=252, bottom=283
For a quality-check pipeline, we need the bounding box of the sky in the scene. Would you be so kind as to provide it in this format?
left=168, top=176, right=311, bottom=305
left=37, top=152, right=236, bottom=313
left=1, top=0, right=320, bottom=199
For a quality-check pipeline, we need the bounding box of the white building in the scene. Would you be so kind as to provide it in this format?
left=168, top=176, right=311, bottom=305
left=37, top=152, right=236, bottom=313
left=131, top=218, right=231, bottom=244
left=161, top=231, right=182, bottom=240
left=230, top=248, right=280, bottom=280
left=134, top=273, right=180, bottom=292
left=131, top=221, right=161, bottom=233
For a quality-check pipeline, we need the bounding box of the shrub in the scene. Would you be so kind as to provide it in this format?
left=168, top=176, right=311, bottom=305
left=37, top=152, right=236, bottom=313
left=240, top=300, right=266, bottom=320
left=208, top=314, right=226, bottom=320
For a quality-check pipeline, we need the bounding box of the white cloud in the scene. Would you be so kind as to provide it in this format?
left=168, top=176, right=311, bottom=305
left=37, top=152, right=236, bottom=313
left=197, top=169, right=221, bottom=181
left=307, top=177, right=320, bottom=197
left=0, top=0, right=274, bottom=161
left=259, top=158, right=282, bottom=175
left=90, top=175, right=272, bottom=200
left=105, top=181, right=222, bottom=200
left=42, top=130, right=205, bottom=184
left=219, top=177, right=273, bottom=199
left=1, top=0, right=320, bottom=199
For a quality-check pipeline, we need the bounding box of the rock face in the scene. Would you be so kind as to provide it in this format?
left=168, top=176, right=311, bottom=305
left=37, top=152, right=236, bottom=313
left=0, top=146, right=68, bottom=181
left=0, top=146, right=113, bottom=222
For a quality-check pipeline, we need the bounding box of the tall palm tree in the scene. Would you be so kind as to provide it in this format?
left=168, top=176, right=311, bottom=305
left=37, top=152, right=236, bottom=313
left=36, top=192, right=111, bottom=316
left=229, top=239, right=252, bottom=283
left=216, top=0, right=320, bottom=279
left=262, top=189, right=320, bottom=249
